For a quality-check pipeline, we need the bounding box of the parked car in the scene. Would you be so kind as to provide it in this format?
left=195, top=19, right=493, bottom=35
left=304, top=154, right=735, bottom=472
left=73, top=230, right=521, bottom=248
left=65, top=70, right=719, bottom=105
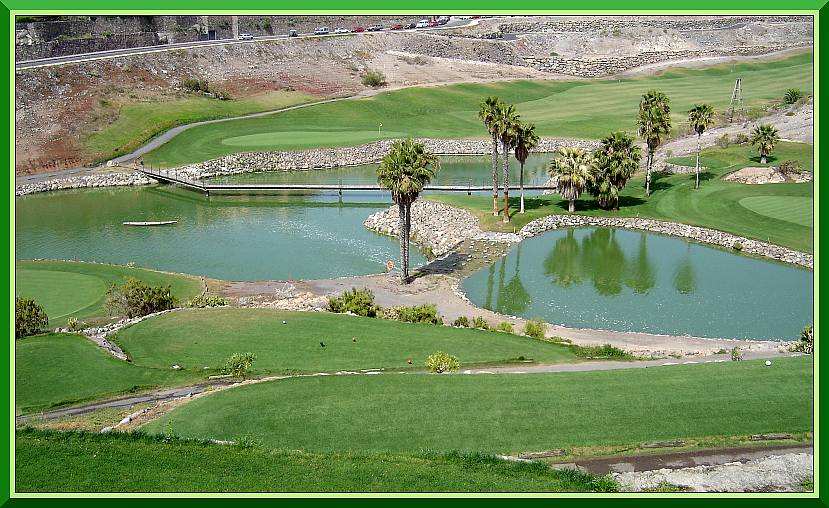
left=288, top=29, right=298, bottom=37
left=314, top=27, right=330, bottom=35
left=428, top=20, right=440, bottom=27
left=405, top=22, right=417, bottom=29
left=352, top=26, right=365, bottom=32
left=334, top=27, right=349, bottom=34
left=367, top=24, right=384, bottom=31
left=437, top=16, right=450, bottom=24
left=415, top=20, right=429, bottom=28
left=390, top=24, right=404, bottom=30
left=238, top=33, right=254, bottom=40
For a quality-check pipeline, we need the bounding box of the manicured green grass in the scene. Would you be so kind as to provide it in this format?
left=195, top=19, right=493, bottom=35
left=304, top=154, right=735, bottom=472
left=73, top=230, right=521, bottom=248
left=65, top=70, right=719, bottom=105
left=429, top=141, right=814, bottom=252
left=15, top=260, right=203, bottom=326
left=15, top=429, right=614, bottom=493
left=15, top=334, right=197, bottom=414
left=83, top=90, right=314, bottom=163
left=143, top=52, right=812, bottom=167
left=145, top=356, right=813, bottom=454
left=114, top=308, right=580, bottom=373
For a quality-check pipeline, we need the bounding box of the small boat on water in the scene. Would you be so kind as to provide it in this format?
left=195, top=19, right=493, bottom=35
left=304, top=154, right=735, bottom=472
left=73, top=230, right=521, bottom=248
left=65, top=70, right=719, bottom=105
left=123, top=220, right=178, bottom=226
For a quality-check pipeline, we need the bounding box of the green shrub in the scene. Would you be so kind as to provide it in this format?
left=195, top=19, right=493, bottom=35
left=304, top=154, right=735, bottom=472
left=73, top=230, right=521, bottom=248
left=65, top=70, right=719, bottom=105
left=784, top=88, right=803, bottom=105
left=426, top=352, right=460, bottom=373
left=732, top=242, right=743, bottom=251
left=495, top=322, right=514, bottom=334
left=181, top=78, right=209, bottom=93
left=734, top=133, right=750, bottom=145
left=573, top=344, right=631, bottom=360
left=66, top=317, right=80, bottom=331
left=396, top=304, right=443, bottom=325
left=104, top=277, right=178, bottom=319
left=452, top=316, right=470, bottom=328
left=778, top=160, right=802, bottom=175
left=523, top=318, right=546, bottom=340
left=223, top=352, right=256, bottom=379
left=187, top=294, right=228, bottom=308
left=15, top=297, right=48, bottom=339
left=790, top=324, right=814, bottom=354
left=326, top=287, right=377, bottom=317
left=361, top=69, right=386, bottom=87
left=730, top=347, right=743, bottom=361
left=716, top=133, right=730, bottom=148
left=472, top=316, right=489, bottom=330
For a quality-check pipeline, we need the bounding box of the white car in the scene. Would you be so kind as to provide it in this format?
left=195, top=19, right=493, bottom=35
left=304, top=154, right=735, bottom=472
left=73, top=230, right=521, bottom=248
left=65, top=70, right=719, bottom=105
left=334, top=27, right=349, bottom=34
left=415, top=20, right=429, bottom=28
left=314, top=27, right=330, bottom=35
left=238, top=33, right=254, bottom=40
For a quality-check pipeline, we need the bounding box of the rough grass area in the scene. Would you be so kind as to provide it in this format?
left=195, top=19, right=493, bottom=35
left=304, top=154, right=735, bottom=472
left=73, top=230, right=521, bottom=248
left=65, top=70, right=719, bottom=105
left=114, top=308, right=581, bottom=373
left=15, top=260, right=203, bottom=326
left=15, top=428, right=615, bottom=493
left=429, top=141, right=813, bottom=252
left=83, top=90, right=314, bottom=163
left=144, top=357, right=813, bottom=454
left=15, top=334, right=198, bottom=414
left=142, top=53, right=812, bottom=167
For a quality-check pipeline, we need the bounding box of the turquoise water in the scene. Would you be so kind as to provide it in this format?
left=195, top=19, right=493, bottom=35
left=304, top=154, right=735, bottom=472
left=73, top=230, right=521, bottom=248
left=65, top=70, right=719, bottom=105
left=203, top=154, right=552, bottom=188
left=15, top=186, right=424, bottom=281
left=462, top=227, right=813, bottom=341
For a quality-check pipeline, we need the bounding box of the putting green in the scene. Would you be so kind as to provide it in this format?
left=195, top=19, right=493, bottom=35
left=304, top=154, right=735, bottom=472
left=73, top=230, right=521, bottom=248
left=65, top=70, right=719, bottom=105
left=739, top=196, right=814, bottom=228
left=222, top=130, right=406, bottom=147
left=15, top=269, right=106, bottom=321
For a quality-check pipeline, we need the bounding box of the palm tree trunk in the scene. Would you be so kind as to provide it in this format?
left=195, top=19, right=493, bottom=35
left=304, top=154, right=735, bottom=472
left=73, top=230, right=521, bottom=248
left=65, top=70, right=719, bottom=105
left=568, top=199, right=575, bottom=213
left=645, top=149, right=653, bottom=197
left=519, top=161, right=525, bottom=213
left=404, top=203, right=412, bottom=282
left=695, top=135, right=701, bottom=189
left=397, top=202, right=407, bottom=284
left=491, top=134, right=499, bottom=216
left=761, top=154, right=767, bottom=164
left=502, top=141, right=510, bottom=223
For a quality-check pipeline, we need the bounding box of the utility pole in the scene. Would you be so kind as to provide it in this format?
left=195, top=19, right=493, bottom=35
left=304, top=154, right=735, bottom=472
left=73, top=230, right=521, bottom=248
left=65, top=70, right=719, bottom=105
left=728, top=78, right=744, bottom=123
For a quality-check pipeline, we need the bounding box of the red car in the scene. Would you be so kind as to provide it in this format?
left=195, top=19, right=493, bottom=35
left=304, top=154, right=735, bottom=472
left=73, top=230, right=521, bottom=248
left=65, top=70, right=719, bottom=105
left=390, top=24, right=404, bottom=30
left=427, top=20, right=439, bottom=27
left=352, top=26, right=365, bottom=32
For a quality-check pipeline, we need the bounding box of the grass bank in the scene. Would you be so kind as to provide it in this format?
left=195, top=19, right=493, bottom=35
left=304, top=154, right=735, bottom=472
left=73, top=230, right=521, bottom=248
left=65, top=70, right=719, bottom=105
left=83, top=90, right=314, bottom=163
left=429, top=141, right=814, bottom=252
left=142, top=53, right=812, bottom=167
left=15, top=334, right=199, bottom=414
left=144, top=356, right=813, bottom=454
left=14, top=260, right=203, bottom=326
left=15, top=428, right=615, bottom=492
left=114, top=308, right=581, bottom=372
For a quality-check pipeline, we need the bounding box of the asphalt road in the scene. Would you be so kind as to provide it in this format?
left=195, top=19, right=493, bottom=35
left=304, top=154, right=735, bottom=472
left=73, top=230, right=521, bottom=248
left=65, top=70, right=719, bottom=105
left=15, top=19, right=477, bottom=70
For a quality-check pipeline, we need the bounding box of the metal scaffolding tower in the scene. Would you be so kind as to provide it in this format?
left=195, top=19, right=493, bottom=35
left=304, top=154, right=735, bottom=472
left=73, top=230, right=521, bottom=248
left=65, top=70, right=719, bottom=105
left=728, top=78, right=744, bottom=123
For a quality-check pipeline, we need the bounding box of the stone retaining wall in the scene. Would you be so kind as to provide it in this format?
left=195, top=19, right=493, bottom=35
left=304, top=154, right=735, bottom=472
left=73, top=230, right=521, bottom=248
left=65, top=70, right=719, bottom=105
left=499, top=16, right=811, bottom=35
left=519, top=215, right=813, bottom=268
left=15, top=172, right=155, bottom=196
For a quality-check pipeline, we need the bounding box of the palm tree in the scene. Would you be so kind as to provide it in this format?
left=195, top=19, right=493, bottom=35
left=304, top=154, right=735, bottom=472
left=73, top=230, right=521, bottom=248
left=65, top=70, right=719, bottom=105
left=513, top=122, right=539, bottom=214
left=637, top=90, right=672, bottom=197
left=478, top=96, right=502, bottom=216
left=750, top=124, right=780, bottom=164
left=549, top=147, right=592, bottom=212
left=376, top=139, right=439, bottom=284
left=492, top=103, right=520, bottom=222
left=687, top=104, right=715, bottom=189
left=590, top=131, right=641, bottom=210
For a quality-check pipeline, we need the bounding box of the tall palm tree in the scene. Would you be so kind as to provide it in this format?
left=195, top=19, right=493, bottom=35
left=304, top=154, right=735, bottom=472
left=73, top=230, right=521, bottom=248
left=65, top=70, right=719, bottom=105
left=513, top=122, right=539, bottom=214
left=637, top=90, right=672, bottom=197
left=492, top=103, right=520, bottom=222
left=750, top=124, right=780, bottom=164
left=549, top=147, right=592, bottom=212
left=687, top=104, right=715, bottom=189
left=478, top=96, right=502, bottom=216
left=376, top=139, right=439, bottom=284
left=590, top=131, right=641, bottom=210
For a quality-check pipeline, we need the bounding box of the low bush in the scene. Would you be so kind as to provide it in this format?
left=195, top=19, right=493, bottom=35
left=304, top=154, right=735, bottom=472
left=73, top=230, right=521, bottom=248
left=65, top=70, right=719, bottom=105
left=187, top=294, right=228, bottom=308
left=790, top=324, right=814, bottom=354
left=778, top=160, right=803, bottom=175
left=396, top=304, right=443, bottom=325
left=181, top=78, right=209, bottom=93
left=523, top=318, right=546, bottom=340
left=472, top=316, right=489, bottom=330
left=224, top=352, right=256, bottom=379
left=731, top=347, right=743, bottom=361
left=426, top=352, right=460, bottom=373
left=105, top=277, right=178, bottom=319
left=495, top=322, right=514, bottom=334
left=15, top=297, right=48, bottom=339
left=732, top=242, right=743, bottom=251
left=361, top=69, right=386, bottom=87
left=66, top=317, right=80, bottom=331
left=716, top=133, right=730, bottom=148
left=326, top=287, right=377, bottom=317
left=572, top=344, right=631, bottom=360
left=734, top=133, right=750, bottom=145
left=784, top=88, right=803, bottom=105
left=452, top=316, right=470, bottom=328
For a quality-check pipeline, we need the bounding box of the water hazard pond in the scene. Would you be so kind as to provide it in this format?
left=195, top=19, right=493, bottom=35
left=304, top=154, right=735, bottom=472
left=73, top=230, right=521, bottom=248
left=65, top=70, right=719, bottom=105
left=462, top=227, right=813, bottom=341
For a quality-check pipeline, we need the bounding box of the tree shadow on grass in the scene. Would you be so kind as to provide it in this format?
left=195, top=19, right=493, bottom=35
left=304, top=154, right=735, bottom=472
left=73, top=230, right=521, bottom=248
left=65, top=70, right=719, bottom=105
left=649, top=172, right=675, bottom=192
left=689, top=171, right=717, bottom=184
